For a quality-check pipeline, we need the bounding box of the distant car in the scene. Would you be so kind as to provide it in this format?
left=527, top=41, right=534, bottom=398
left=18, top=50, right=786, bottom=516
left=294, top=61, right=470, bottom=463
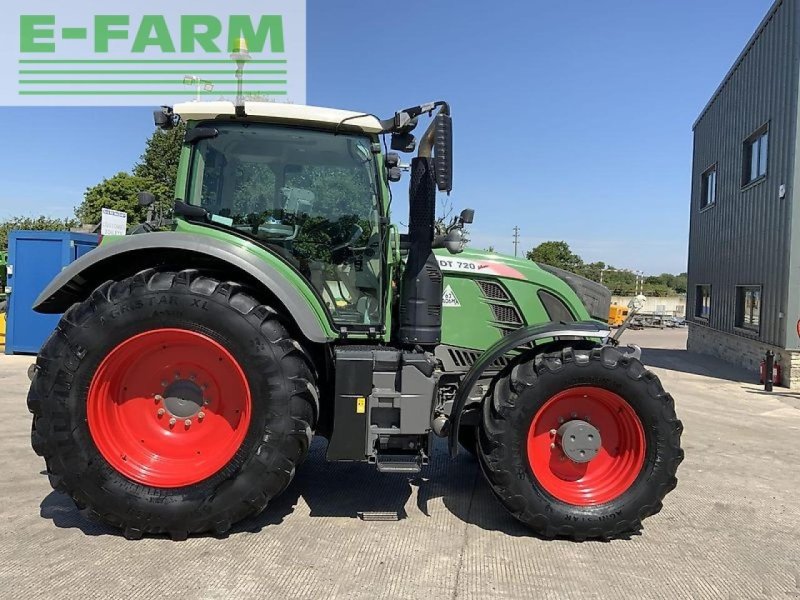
left=666, top=317, right=686, bottom=328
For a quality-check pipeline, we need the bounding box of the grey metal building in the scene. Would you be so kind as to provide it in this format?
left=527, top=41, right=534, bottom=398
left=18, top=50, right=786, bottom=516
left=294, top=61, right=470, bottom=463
left=687, top=0, right=800, bottom=386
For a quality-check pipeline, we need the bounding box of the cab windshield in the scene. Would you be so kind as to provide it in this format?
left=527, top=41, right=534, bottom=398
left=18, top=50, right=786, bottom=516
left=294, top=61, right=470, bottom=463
left=187, top=122, right=383, bottom=327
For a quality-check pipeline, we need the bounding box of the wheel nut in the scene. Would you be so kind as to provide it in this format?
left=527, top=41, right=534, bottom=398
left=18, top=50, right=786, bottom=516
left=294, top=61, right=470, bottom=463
left=550, top=442, right=556, bottom=449
left=198, top=412, right=205, bottom=420
left=558, top=417, right=564, bottom=424
left=154, top=395, right=163, bottom=403
left=184, top=419, right=192, bottom=427
left=157, top=408, right=166, bottom=417
left=571, top=412, right=577, bottom=418
left=550, top=429, right=557, bottom=436
left=169, top=417, right=176, bottom=426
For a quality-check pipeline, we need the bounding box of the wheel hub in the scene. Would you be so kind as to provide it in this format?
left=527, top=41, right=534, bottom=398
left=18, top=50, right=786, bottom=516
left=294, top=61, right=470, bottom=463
left=557, top=419, right=601, bottom=463
left=163, top=380, right=204, bottom=418
left=86, top=328, right=252, bottom=488
left=527, top=386, right=646, bottom=505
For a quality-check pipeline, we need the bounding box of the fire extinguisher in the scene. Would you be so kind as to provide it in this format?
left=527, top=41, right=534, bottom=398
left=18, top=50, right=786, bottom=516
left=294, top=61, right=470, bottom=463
left=760, top=351, right=781, bottom=390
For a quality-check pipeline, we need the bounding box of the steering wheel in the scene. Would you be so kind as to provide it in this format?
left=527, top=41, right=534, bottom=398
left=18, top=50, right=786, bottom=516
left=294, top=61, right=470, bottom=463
left=331, top=224, right=363, bottom=253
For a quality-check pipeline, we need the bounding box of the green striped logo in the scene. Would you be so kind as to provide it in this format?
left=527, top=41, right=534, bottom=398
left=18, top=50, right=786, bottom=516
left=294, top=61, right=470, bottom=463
left=5, top=4, right=306, bottom=105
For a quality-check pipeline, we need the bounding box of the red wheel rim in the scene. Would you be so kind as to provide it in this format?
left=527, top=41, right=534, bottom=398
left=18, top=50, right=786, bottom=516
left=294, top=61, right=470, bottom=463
left=527, top=386, right=645, bottom=505
left=87, top=328, right=252, bottom=488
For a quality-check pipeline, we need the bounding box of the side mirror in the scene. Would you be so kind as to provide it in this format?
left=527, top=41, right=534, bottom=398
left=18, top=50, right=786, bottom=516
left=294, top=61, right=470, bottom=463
left=433, top=113, right=453, bottom=193
left=153, top=106, right=174, bottom=130
left=138, top=191, right=156, bottom=207
left=391, top=132, right=416, bottom=153
left=459, top=208, right=474, bottom=224
left=432, top=228, right=466, bottom=255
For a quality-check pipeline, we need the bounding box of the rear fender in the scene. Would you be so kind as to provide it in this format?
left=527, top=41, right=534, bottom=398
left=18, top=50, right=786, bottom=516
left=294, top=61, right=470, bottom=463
left=33, top=232, right=334, bottom=344
left=447, top=320, right=610, bottom=456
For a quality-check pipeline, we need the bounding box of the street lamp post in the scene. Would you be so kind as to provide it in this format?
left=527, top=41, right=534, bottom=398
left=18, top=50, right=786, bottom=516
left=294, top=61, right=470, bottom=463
left=182, top=76, right=213, bottom=102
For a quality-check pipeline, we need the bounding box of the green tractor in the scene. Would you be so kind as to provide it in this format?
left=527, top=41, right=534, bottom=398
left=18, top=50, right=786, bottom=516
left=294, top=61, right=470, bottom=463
left=28, top=100, right=683, bottom=541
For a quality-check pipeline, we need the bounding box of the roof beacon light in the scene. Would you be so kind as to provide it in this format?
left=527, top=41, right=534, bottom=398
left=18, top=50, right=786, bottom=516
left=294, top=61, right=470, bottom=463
left=230, top=37, right=252, bottom=116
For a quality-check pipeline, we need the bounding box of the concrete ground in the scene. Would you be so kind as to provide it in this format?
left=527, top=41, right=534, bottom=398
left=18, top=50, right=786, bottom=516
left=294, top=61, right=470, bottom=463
left=0, top=328, right=798, bottom=599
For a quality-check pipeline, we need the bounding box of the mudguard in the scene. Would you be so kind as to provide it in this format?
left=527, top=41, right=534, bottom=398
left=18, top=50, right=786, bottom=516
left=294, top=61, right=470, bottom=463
left=33, top=232, right=333, bottom=343
left=447, top=320, right=610, bottom=457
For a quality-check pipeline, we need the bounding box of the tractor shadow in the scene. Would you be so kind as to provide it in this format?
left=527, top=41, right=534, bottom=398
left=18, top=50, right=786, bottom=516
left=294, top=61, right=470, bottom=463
left=639, top=347, right=756, bottom=384
left=39, top=438, right=627, bottom=541
left=239, top=437, right=608, bottom=540
left=39, top=491, right=120, bottom=537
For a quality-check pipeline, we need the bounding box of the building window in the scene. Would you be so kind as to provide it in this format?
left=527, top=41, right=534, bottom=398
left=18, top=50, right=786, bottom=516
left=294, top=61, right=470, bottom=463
left=695, top=285, right=711, bottom=319
left=736, top=286, right=761, bottom=331
left=700, top=165, right=717, bottom=209
left=743, top=125, right=769, bottom=185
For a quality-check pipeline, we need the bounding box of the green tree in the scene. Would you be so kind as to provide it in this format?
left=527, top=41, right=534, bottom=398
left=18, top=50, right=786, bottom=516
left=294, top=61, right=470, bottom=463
left=76, top=172, right=150, bottom=224
left=0, top=215, right=79, bottom=250
left=602, top=270, right=638, bottom=295
left=132, top=122, right=186, bottom=216
left=673, top=273, right=688, bottom=294
left=524, top=240, right=687, bottom=296
left=580, top=261, right=607, bottom=283
left=74, top=123, right=186, bottom=225
left=526, top=241, right=584, bottom=272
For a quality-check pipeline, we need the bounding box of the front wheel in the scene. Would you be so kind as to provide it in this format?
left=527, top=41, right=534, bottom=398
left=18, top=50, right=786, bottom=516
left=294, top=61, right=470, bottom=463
left=477, top=345, right=683, bottom=540
left=28, top=269, right=318, bottom=540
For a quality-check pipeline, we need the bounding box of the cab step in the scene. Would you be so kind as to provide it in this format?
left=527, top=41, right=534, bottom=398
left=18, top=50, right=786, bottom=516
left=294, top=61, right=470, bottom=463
left=374, top=452, right=427, bottom=474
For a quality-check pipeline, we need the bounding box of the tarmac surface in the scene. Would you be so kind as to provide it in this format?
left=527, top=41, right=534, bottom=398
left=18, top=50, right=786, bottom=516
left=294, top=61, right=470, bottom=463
left=1, top=328, right=798, bottom=599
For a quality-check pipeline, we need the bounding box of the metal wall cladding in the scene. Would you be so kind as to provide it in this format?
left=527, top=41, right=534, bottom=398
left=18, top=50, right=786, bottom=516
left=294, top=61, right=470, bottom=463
left=688, top=0, right=799, bottom=348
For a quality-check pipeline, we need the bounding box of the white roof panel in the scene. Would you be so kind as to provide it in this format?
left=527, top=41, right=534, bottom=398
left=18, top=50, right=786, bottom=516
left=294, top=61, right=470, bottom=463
left=173, top=101, right=384, bottom=133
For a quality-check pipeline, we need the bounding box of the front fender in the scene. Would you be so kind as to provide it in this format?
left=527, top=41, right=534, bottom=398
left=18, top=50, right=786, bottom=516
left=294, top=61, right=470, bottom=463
left=447, top=321, right=610, bottom=456
left=33, top=232, right=335, bottom=344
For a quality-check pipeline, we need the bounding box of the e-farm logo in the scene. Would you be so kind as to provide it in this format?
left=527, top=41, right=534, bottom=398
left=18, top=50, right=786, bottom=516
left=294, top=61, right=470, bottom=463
left=0, top=1, right=306, bottom=106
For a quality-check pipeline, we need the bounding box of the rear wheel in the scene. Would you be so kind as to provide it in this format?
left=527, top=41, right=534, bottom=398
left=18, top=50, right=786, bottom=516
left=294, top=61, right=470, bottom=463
left=477, top=345, right=683, bottom=540
left=28, top=269, right=317, bottom=540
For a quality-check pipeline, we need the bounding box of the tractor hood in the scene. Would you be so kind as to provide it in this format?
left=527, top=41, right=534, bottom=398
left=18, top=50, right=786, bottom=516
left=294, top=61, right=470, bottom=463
left=436, top=248, right=556, bottom=282
left=434, top=248, right=611, bottom=322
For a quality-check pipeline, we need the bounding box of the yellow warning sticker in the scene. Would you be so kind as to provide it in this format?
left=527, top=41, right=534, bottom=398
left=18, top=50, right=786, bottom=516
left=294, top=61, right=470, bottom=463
left=356, top=397, right=366, bottom=414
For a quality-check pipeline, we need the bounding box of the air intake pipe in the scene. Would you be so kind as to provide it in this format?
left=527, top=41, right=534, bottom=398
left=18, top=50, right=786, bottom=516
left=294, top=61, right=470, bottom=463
left=398, top=156, right=443, bottom=346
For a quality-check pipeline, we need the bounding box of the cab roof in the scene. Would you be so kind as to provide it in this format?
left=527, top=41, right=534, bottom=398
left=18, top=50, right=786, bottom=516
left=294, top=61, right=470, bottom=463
left=172, top=101, right=384, bottom=134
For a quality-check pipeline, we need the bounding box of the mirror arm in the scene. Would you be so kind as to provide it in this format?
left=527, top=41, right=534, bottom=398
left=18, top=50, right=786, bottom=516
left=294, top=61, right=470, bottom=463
left=381, top=101, right=450, bottom=135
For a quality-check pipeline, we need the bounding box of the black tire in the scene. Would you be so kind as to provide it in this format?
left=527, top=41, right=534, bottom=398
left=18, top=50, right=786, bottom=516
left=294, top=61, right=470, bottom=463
left=477, top=345, right=683, bottom=540
left=458, top=425, right=478, bottom=458
left=28, top=269, right=318, bottom=540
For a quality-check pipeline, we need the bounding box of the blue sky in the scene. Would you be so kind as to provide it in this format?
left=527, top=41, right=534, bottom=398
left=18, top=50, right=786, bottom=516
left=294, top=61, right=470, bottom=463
left=0, top=0, right=774, bottom=274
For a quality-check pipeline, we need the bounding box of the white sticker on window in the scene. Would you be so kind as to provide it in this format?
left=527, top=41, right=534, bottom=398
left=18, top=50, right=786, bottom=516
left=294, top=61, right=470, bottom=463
left=442, top=285, right=461, bottom=307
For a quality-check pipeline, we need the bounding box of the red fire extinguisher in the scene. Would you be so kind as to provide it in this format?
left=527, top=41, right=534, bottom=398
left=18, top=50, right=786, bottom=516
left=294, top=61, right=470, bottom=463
left=759, top=353, right=781, bottom=388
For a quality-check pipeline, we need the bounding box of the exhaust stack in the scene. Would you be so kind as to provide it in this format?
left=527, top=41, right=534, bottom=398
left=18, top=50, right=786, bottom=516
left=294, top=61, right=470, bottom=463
left=398, top=157, right=443, bottom=347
